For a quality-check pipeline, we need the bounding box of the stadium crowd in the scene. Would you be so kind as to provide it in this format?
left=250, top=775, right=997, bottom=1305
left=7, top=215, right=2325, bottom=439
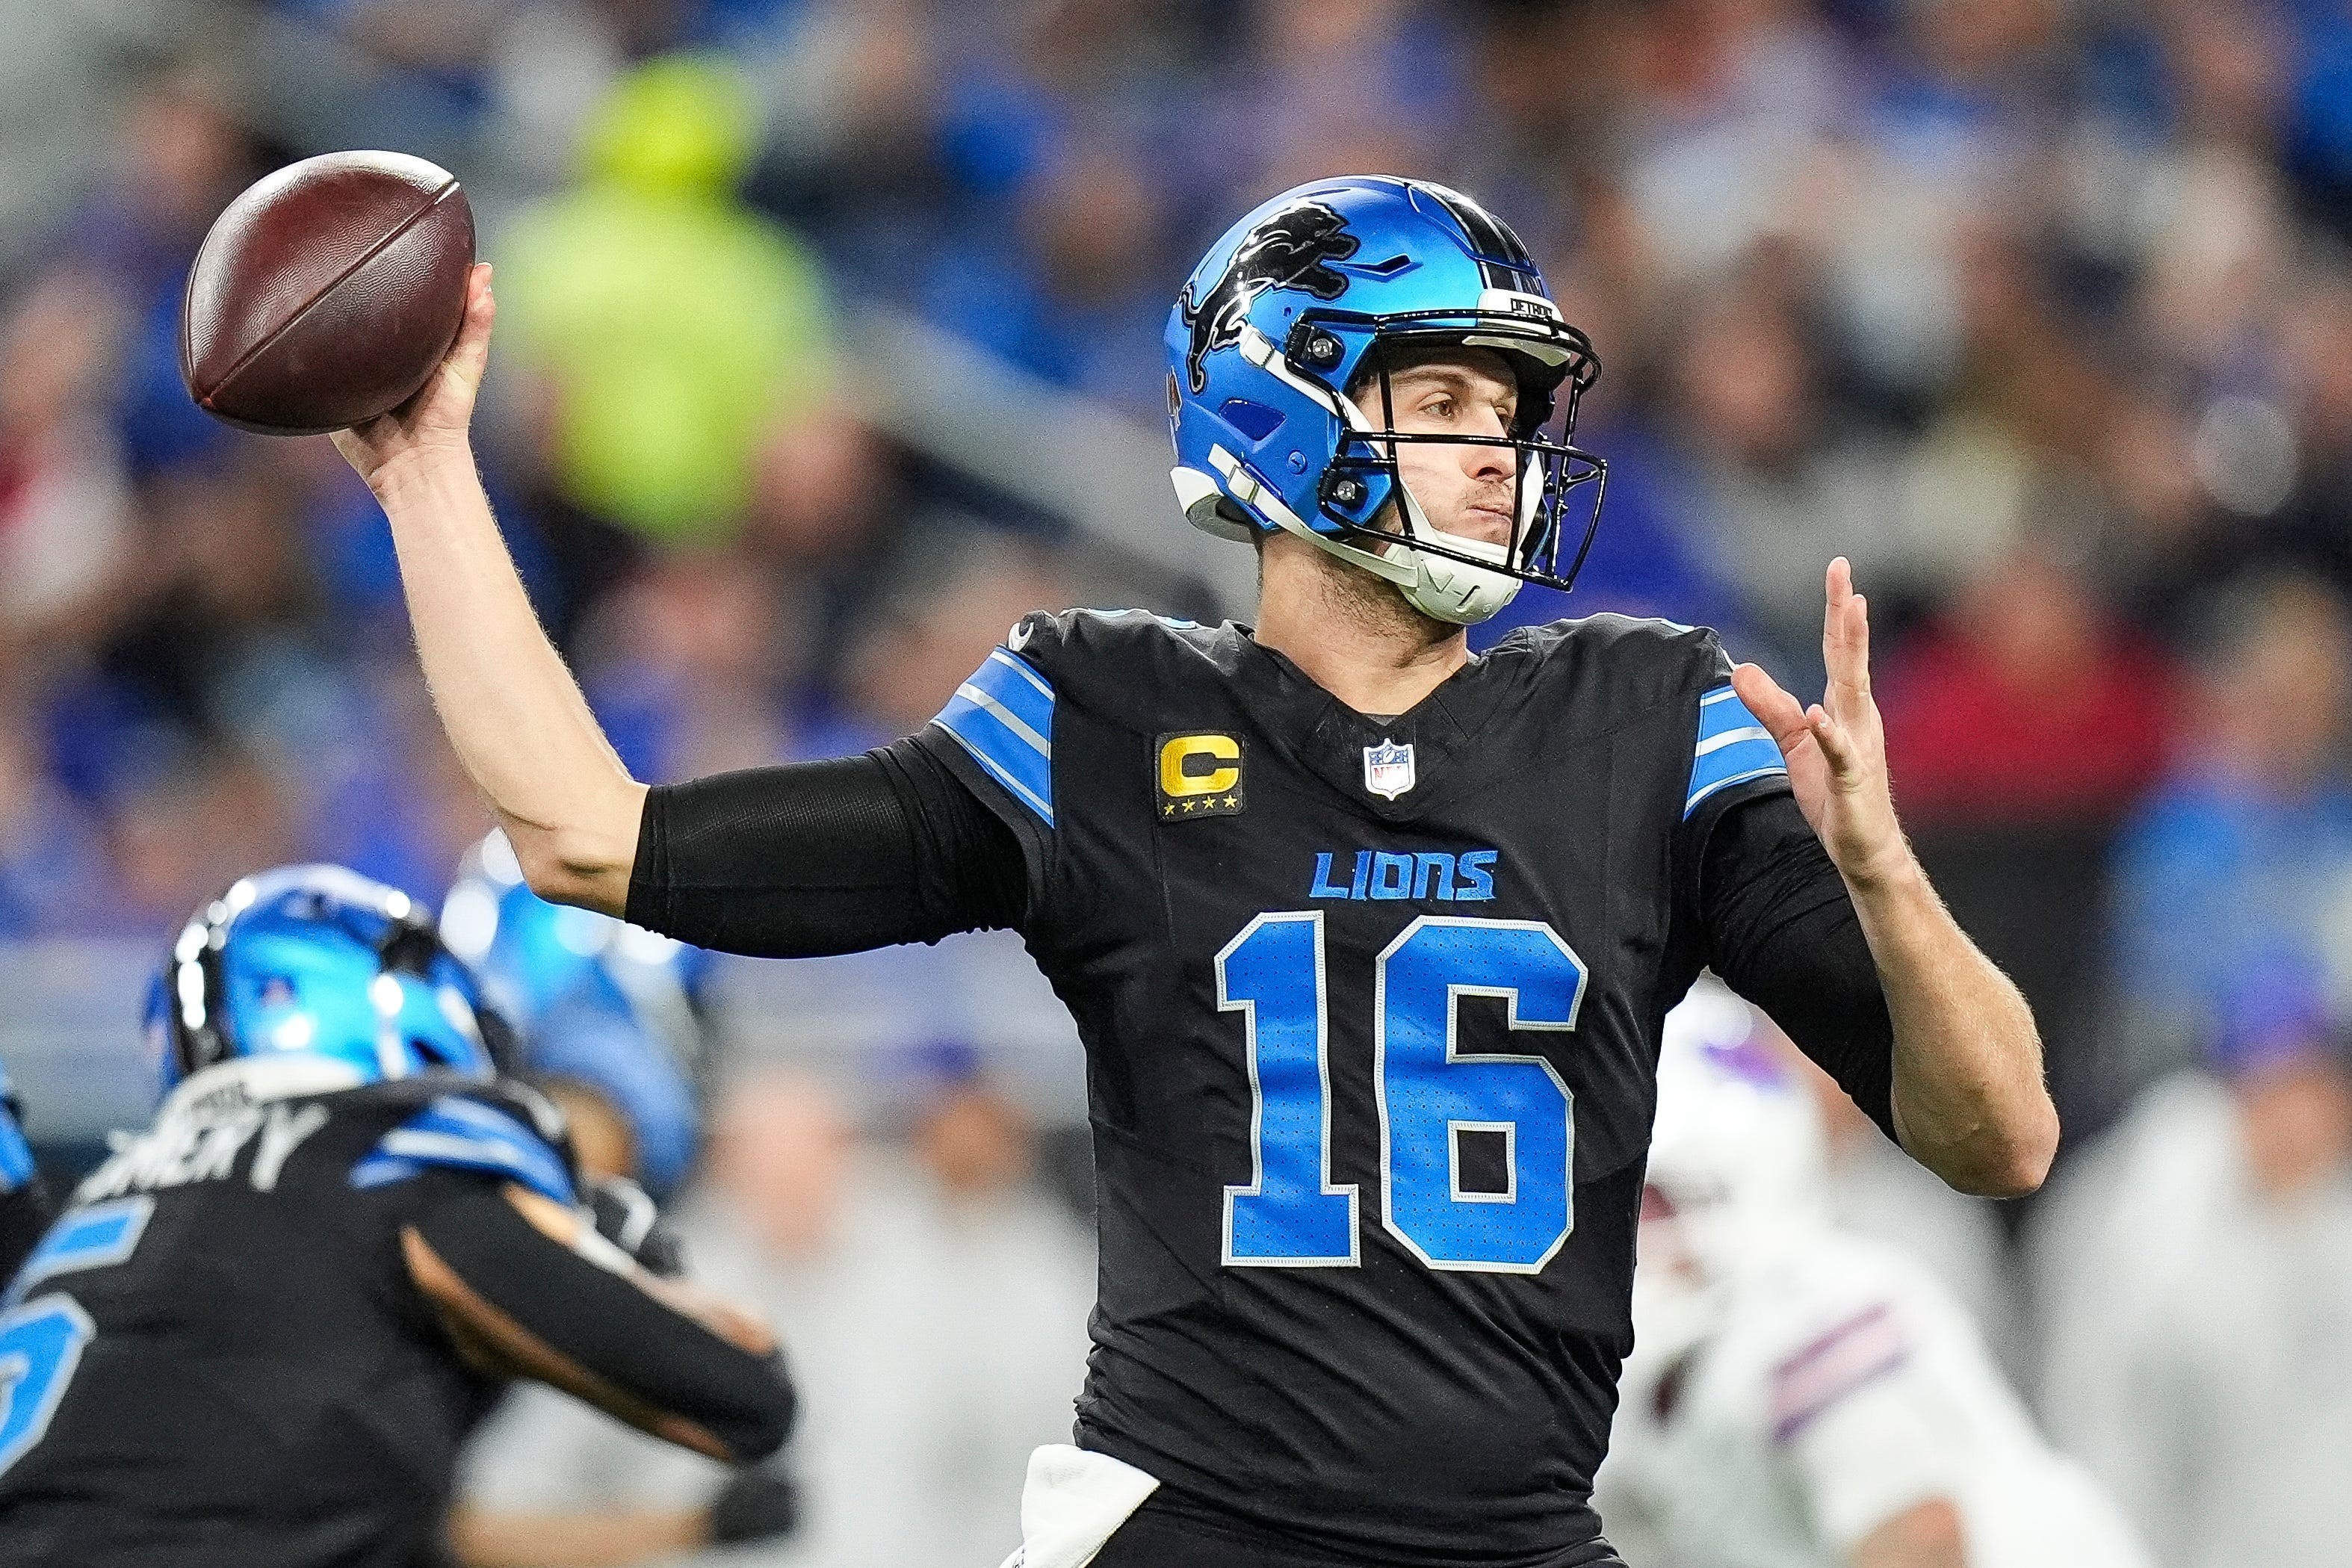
left=5, top=1, right=2352, bottom=1565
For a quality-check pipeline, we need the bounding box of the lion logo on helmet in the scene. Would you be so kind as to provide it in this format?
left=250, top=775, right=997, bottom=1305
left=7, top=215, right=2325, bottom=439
left=1177, top=199, right=1361, bottom=394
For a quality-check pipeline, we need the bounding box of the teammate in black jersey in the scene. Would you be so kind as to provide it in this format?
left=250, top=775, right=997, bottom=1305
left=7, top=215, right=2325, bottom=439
left=434, top=835, right=800, bottom=1568
left=333, top=176, right=2058, bottom=1568
left=0, top=866, right=791, bottom=1568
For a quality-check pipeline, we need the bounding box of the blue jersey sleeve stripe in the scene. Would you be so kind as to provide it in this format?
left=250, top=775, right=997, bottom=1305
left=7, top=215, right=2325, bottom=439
left=932, top=698, right=1055, bottom=825
left=953, top=681, right=1050, bottom=757
left=1687, top=684, right=1789, bottom=816
left=356, top=1097, right=577, bottom=1204
left=1698, top=685, right=1770, bottom=742
left=1686, top=763, right=1793, bottom=817
left=961, top=648, right=1053, bottom=740
left=0, top=1114, right=33, bottom=1189
left=978, top=644, right=1053, bottom=705
left=1695, top=723, right=1774, bottom=757
left=411, top=1097, right=576, bottom=1198
left=1689, top=734, right=1786, bottom=795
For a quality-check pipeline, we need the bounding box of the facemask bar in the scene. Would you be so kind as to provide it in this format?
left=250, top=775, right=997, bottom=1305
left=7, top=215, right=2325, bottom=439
left=1289, top=309, right=1609, bottom=595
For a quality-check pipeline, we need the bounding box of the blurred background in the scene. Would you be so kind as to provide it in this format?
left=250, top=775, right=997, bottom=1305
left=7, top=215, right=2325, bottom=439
left=4, top=0, right=2352, bottom=1564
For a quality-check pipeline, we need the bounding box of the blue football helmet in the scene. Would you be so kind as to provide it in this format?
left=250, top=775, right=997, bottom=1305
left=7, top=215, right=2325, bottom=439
left=441, top=832, right=706, bottom=1197
left=148, top=865, right=503, bottom=1100
left=1167, top=176, right=1606, bottom=625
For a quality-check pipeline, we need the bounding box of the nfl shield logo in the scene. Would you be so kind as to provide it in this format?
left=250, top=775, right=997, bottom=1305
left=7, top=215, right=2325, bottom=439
left=1363, top=740, right=1416, bottom=800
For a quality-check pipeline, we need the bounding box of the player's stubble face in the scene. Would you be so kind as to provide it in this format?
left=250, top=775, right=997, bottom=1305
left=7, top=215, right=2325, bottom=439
left=1280, top=347, right=1524, bottom=645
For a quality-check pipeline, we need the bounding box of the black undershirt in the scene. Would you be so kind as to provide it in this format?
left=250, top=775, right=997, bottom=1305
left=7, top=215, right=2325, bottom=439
left=625, top=734, right=1897, bottom=1136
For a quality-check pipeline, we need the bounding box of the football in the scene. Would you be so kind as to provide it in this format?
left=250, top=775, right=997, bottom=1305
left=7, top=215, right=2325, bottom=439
left=179, top=149, right=474, bottom=435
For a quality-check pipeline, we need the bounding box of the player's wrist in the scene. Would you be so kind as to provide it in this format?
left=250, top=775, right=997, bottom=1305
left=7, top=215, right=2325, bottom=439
left=1831, top=829, right=1919, bottom=899
left=366, top=439, right=480, bottom=508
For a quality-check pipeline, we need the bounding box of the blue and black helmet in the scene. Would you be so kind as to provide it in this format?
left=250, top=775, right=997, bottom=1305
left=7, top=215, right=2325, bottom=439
left=441, top=832, right=706, bottom=1197
left=147, top=864, right=506, bottom=1100
left=1166, top=176, right=1606, bottom=625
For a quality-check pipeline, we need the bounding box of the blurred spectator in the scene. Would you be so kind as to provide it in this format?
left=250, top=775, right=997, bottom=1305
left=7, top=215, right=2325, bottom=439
left=460, top=1062, right=1092, bottom=1568
left=1659, top=261, right=1935, bottom=665
left=838, top=535, right=1068, bottom=740
left=2032, top=965, right=2352, bottom=1568
left=1883, top=530, right=2179, bottom=1133
left=579, top=546, right=807, bottom=781
left=2105, top=571, right=2352, bottom=1103
left=500, top=52, right=836, bottom=546
left=63, top=62, right=259, bottom=482
left=0, top=674, right=114, bottom=938
left=0, top=271, right=134, bottom=649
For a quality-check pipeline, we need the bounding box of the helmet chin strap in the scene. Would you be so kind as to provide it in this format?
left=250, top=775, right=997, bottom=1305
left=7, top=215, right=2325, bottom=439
left=1279, top=480, right=1526, bottom=627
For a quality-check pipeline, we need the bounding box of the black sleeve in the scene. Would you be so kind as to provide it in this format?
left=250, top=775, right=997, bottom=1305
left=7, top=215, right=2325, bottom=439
left=1698, top=793, right=1898, bottom=1140
left=622, top=733, right=1028, bottom=958
left=0, top=1097, right=50, bottom=1283
left=406, top=1183, right=793, bottom=1463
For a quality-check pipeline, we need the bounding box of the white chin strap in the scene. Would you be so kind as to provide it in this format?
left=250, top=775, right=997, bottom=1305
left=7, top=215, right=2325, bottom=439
left=1277, top=480, right=1524, bottom=627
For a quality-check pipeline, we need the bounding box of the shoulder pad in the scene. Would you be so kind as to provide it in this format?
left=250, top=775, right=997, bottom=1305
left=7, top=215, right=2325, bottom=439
left=1007, top=607, right=1216, bottom=672
left=1494, top=615, right=1743, bottom=724
left=1505, top=613, right=1725, bottom=683
left=349, top=1092, right=576, bottom=1205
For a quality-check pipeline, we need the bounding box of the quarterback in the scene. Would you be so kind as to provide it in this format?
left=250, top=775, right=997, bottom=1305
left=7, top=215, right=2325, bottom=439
left=335, top=176, right=2056, bottom=1567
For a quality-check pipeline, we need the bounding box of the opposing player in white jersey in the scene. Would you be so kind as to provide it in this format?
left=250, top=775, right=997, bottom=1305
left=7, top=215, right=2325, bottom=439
left=1601, top=986, right=2147, bottom=1568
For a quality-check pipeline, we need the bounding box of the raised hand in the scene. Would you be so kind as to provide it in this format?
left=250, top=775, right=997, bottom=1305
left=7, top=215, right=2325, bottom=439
left=331, top=261, right=495, bottom=493
left=1728, top=558, right=1910, bottom=888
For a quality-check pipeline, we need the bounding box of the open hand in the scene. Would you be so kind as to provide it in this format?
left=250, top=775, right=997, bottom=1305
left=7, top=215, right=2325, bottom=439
left=1728, top=559, right=1910, bottom=888
left=331, top=261, right=495, bottom=492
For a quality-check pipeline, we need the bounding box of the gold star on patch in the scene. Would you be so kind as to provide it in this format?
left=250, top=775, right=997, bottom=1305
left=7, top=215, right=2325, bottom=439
left=1222, top=794, right=1239, bottom=808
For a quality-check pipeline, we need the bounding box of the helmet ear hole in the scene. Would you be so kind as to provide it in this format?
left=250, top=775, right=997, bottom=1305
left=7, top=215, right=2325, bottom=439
left=1218, top=400, right=1285, bottom=441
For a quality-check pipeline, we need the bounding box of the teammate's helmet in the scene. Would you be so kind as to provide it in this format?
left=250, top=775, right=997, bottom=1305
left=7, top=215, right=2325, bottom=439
left=148, top=864, right=503, bottom=1099
left=440, top=832, right=706, bottom=1197
left=1166, top=176, right=1606, bottom=625
left=1644, top=983, right=1831, bottom=1283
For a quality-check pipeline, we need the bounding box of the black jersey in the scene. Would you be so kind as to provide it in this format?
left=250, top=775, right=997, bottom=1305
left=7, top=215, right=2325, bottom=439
left=923, top=610, right=1817, bottom=1565
left=0, top=1064, right=574, bottom=1567
left=0, top=1054, right=790, bottom=1568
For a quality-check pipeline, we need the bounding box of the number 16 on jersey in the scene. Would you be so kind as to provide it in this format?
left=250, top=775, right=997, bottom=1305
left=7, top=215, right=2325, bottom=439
left=1218, top=912, right=1585, bottom=1274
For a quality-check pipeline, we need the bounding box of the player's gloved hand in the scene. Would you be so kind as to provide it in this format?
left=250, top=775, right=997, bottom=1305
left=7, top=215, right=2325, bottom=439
left=586, top=1177, right=685, bottom=1277
left=705, top=1465, right=800, bottom=1546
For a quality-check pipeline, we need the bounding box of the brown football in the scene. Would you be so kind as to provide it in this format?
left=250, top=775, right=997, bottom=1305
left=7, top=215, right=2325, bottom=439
left=181, top=150, right=474, bottom=435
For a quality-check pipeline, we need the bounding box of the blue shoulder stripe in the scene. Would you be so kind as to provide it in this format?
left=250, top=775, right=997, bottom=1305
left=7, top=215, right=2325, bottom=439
left=932, top=647, right=1054, bottom=825
left=350, top=1095, right=575, bottom=1204
left=1686, top=684, right=1788, bottom=818
left=0, top=1108, right=33, bottom=1192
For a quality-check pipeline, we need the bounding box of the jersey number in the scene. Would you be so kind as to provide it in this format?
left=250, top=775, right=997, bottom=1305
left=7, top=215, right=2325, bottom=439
left=1219, top=914, right=1583, bottom=1273
left=0, top=1195, right=152, bottom=1481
